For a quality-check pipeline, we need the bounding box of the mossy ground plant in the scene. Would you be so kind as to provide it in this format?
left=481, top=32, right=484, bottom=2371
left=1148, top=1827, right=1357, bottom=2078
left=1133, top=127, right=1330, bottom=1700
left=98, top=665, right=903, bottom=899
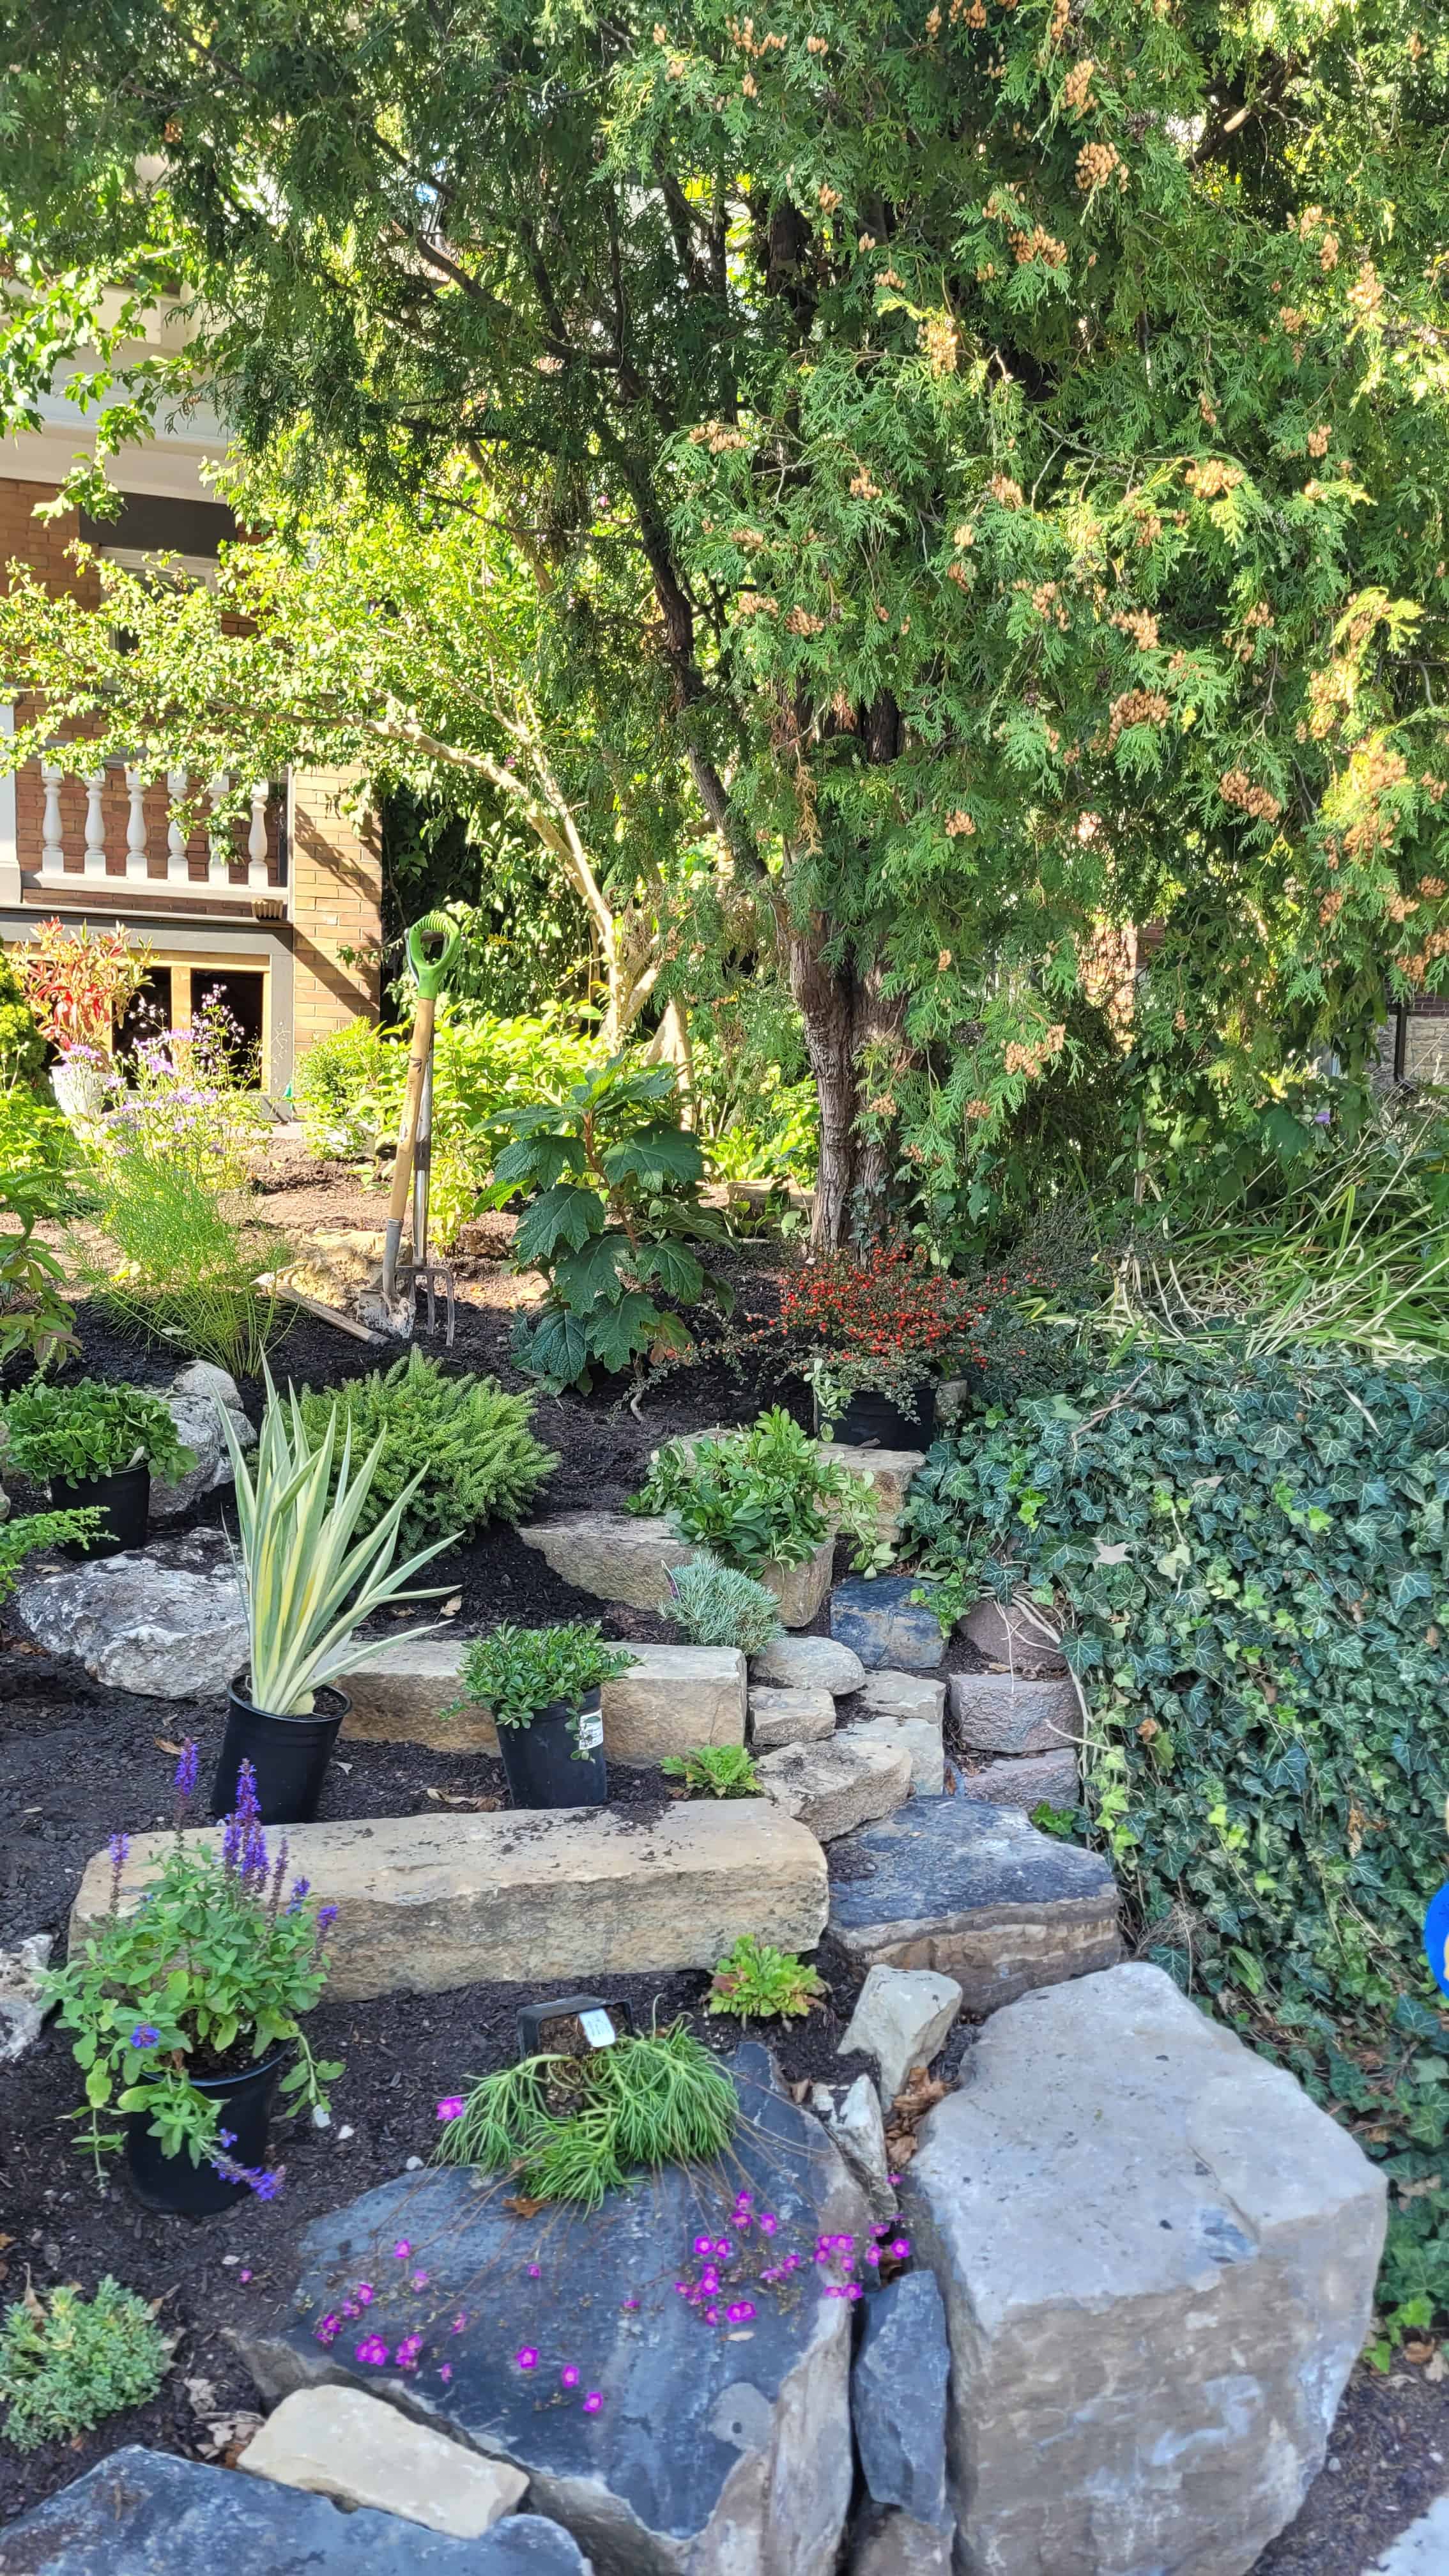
left=0, top=2278, right=171, bottom=2451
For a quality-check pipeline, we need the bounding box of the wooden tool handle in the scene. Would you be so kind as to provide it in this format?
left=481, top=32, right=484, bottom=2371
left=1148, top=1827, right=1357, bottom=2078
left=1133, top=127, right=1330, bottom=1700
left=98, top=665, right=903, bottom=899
left=386, top=991, right=437, bottom=1232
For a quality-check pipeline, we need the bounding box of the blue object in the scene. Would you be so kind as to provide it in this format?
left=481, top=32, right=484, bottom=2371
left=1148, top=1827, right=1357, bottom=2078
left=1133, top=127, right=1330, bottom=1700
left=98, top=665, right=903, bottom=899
left=1423, top=1883, right=1449, bottom=1999
left=830, top=1574, right=945, bottom=1671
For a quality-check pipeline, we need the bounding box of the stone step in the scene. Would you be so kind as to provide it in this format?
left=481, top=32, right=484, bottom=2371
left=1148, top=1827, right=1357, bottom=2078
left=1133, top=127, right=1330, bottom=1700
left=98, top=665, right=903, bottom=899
left=857, top=1671, right=946, bottom=1727
left=518, top=1510, right=834, bottom=1627
left=831, top=1576, right=945, bottom=1673
left=748, top=1683, right=837, bottom=1750
left=72, top=1803, right=828, bottom=2002
left=339, top=1637, right=746, bottom=1765
left=756, top=1735, right=913, bottom=1841
left=826, top=1796, right=1120, bottom=2014
left=959, top=1594, right=1067, bottom=1675
left=240, top=2388, right=528, bottom=2536
left=751, top=1636, right=866, bottom=1697
left=845, top=1716, right=944, bottom=1798
left=904, top=1963, right=1387, bottom=2575
left=947, top=1671, right=1077, bottom=1755
left=956, top=1748, right=1079, bottom=1813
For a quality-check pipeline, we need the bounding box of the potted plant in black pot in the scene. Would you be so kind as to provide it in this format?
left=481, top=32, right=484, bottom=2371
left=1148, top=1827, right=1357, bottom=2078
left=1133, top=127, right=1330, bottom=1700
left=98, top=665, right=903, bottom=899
left=776, top=1243, right=999, bottom=1448
left=448, top=1623, right=637, bottom=1808
left=39, top=1742, right=344, bottom=2216
left=211, top=1377, right=457, bottom=1825
left=0, top=1377, right=195, bottom=1555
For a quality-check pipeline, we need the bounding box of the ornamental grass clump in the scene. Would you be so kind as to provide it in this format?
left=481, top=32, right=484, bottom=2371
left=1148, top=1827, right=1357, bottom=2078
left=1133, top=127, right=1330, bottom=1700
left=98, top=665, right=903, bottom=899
left=40, top=1747, right=343, bottom=2186
left=0, top=2277, right=172, bottom=2451
left=660, top=1554, right=783, bottom=1655
left=434, top=2021, right=737, bottom=2209
left=296, top=1349, right=557, bottom=1550
left=631, top=1406, right=887, bottom=1575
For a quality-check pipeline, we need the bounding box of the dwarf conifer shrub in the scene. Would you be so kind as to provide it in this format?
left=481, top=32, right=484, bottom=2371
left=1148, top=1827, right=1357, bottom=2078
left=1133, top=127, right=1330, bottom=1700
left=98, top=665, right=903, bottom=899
left=296, top=1350, right=556, bottom=1548
left=660, top=1555, right=783, bottom=1655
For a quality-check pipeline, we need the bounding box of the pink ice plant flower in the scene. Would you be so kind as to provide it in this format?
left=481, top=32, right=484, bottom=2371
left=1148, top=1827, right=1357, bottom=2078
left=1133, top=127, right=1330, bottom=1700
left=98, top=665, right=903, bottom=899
left=356, top=2337, right=389, bottom=2366
left=583, top=2393, right=603, bottom=2415
left=436, top=2096, right=465, bottom=2121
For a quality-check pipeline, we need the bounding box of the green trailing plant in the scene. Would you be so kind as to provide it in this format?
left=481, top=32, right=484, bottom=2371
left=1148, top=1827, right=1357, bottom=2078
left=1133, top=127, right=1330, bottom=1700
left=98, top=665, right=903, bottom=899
left=631, top=1408, right=888, bottom=1577
left=296, top=1351, right=557, bottom=1549
left=707, top=1936, right=826, bottom=2023
left=0, top=2277, right=172, bottom=2452
left=1, top=1377, right=194, bottom=1487
left=40, top=1745, right=344, bottom=2182
left=0, top=1165, right=77, bottom=1368
left=487, top=1057, right=732, bottom=1392
left=661, top=1745, right=762, bottom=1798
left=80, top=1151, right=291, bottom=1377
left=0, top=1506, right=103, bottom=1595
left=434, top=2020, right=737, bottom=2209
left=900, top=1346, right=1449, bottom=2350
left=217, top=1376, right=457, bottom=1716
left=660, top=1554, right=783, bottom=1656
left=448, top=1621, right=636, bottom=1756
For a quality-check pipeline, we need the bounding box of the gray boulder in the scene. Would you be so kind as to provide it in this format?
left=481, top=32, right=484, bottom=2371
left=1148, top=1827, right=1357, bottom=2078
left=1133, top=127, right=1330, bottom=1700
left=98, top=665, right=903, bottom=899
left=808, top=2074, right=895, bottom=2221
left=959, top=1592, right=1066, bottom=1674
left=755, top=1735, right=912, bottom=1841
left=0, top=2446, right=590, bottom=2573
left=849, top=2504, right=953, bottom=2573
left=150, top=1361, right=256, bottom=1520
left=948, top=1670, right=1077, bottom=1755
left=838, top=1966, right=962, bottom=2103
left=0, top=1931, right=52, bottom=2064
left=750, top=1636, right=866, bottom=1698
left=851, top=2272, right=951, bottom=2527
left=831, top=1577, right=944, bottom=1673
left=905, top=1963, right=1388, bottom=2576
left=11, top=1527, right=245, bottom=1699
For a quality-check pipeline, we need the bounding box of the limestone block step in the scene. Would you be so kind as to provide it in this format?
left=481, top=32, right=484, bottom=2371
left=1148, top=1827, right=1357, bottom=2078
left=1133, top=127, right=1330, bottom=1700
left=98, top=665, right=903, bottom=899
left=827, top=1796, right=1119, bottom=2014
left=751, top=1636, right=866, bottom=1697
left=72, top=1803, right=828, bottom=2002
left=339, top=1638, right=745, bottom=1765
left=240, top=2388, right=528, bottom=2536
left=749, top=1684, right=838, bottom=1750
left=756, top=1735, right=912, bottom=1842
left=845, top=1715, right=944, bottom=1797
left=857, top=1671, right=946, bottom=1727
left=958, top=1747, right=1078, bottom=1813
left=947, top=1671, right=1077, bottom=1756
left=518, top=1510, right=834, bottom=1627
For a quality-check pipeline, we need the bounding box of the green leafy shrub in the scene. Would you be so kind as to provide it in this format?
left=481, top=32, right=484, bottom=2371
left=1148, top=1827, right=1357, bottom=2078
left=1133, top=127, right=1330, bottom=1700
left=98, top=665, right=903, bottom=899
left=296, top=1351, right=556, bottom=1548
left=708, top=1935, right=825, bottom=2022
left=661, top=1554, right=783, bottom=1655
left=661, top=1744, right=762, bottom=1798
left=1, top=1378, right=194, bottom=1486
left=0, top=1077, right=72, bottom=1179
left=632, top=1407, right=887, bottom=1575
left=901, top=1346, right=1449, bottom=2343
left=489, top=1055, right=732, bottom=1391
left=0, top=2277, right=171, bottom=2451
left=0, top=1165, right=77, bottom=1368
left=80, top=1151, right=291, bottom=1376
left=0, top=1506, right=103, bottom=1594
left=449, top=1621, right=636, bottom=1754
left=0, top=953, right=44, bottom=1083
left=434, top=2020, right=737, bottom=2209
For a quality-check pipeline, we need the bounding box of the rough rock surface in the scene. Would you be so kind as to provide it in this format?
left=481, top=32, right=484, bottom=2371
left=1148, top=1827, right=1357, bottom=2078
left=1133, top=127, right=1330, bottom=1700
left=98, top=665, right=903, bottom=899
left=906, top=1963, right=1388, bottom=2576
left=755, top=1735, right=912, bottom=1842
left=849, top=2505, right=953, bottom=2574
left=830, top=1577, right=944, bottom=1673
left=340, top=1639, right=746, bottom=1764
left=808, top=2075, right=895, bottom=2222
left=749, top=1637, right=865, bottom=1698
left=519, top=1514, right=832, bottom=1629
left=0, top=2446, right=589, bottom=2573
left=816, top=1445, right=925, bottom=1544
left=838, top=1966, right=962, bottom=2103
left=843, top=1717, right=944, bottom=1798
left=0, top=1931, right=52, bottom=2064
left=855, top=1672, right=946, bottom=1727
left=240, top=2386, right=529, bottom=2535
left=827, top=1796, right=1120, bottom=2012
left=240, top=2046, right=866, bottom=2576
left=959, top=1593, right=1067, bottom=1675
left=947, top=1671, right=1077, bottom=1756
left=747, top=1686, right=838, bottom=1752
left=850, top=2272, right=951, bottom=2527
left=12, top=1528, right=247, bottom=1699
left=72, top=1804, right=828, bottom=2002
left=151, top=1360, right=257, bottom=1520
left=1368, top=2496, right=1449, bottom=2573
left=960, top=1747, right=1078, bottom=1813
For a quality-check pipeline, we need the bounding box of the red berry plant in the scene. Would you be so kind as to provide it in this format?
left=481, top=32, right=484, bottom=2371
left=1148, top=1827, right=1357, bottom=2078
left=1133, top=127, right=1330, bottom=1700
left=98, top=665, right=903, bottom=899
left=777, top=1241, right=1008, bottom=1430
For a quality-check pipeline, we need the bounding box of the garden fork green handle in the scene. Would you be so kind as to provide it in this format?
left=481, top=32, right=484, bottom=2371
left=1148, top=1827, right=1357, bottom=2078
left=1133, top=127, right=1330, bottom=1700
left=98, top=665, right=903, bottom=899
left=381, top=913, right=462, bottom=1333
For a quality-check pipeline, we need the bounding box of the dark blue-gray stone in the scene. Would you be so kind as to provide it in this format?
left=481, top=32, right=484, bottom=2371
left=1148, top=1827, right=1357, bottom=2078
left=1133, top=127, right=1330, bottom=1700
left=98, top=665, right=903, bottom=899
left=851, top=2272, right=950, bottom=2525
left=0, top=2447, right=588, bottom=2574
left=827, top=1796, right=1120, bottom=2012
left=830, top=1577, right=944, bottom=1673
left=237, top=2046, right=865, bottom=2576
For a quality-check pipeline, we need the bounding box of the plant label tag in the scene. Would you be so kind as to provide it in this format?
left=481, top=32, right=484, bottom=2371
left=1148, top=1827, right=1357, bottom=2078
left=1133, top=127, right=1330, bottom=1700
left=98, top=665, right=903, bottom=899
left=578, top=1712, right=604, bottom=1751
left=579, top=2008, right=616, bottom=2047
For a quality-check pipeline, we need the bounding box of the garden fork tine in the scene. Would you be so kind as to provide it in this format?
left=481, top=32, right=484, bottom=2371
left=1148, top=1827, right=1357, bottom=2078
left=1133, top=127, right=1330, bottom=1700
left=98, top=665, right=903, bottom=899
left=410, top=1045, right=456, bottom=1345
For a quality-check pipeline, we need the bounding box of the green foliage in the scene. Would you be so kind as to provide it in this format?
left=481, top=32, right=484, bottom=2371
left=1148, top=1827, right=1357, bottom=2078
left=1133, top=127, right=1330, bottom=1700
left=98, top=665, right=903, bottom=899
left=632, top=1407, right=887, bottom=1575
left=41, top=1797, right=344, bottom=2177
left=296, top=1352, right=556, bottom=1551
left=708, top=1936, right=825, bottom=2024
left=450, top=1621, right=636, bottom=1751
left=0, top=955, right=43, bottom=1084
left=383, top=801, right=594, bottom=1019
left=0, top=1506, right=103, bottom=1597
left=81, top=1151, right=291, bottom=1377
left=292, top=1018, right=388, bottom=1162
left=0, top=1164, right=77, bottom=1369
left=0, top=2278, right=171, bottom=2452
left=220, top=1376, right=456, bottom=1716
left=901, top=1346, right=1449, bottom=2341
left=435, top=2020, right=738, bottom=2209
left=661, top=1744, right=762, bottom=1798
left=493, top=1055, right=733, bottom=1390
left=1, top=1377, right=194, bottom=1485
left=660, top=1554, right=784, bottom=1655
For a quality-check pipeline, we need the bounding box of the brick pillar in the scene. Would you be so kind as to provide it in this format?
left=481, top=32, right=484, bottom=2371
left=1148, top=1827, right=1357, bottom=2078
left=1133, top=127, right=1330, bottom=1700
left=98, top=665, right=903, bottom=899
left=287, top=768, right=383, bottom=1068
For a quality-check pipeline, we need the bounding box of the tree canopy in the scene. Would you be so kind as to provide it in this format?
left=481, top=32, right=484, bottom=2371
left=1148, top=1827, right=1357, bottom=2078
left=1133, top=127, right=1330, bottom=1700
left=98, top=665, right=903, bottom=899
left=2, top=0, right=1447, bottom=1236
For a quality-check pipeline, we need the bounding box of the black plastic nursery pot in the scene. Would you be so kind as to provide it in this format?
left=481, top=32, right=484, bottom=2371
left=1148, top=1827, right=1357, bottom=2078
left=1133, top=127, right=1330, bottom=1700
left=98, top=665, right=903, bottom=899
left=211, top=1676, right=350, bottom=1827
left=497, top=1688, right=608, bottom=1809
left=124, top=2047, right=289, bottom=2216
left=50, top=1460, right=151, bottom=1558
left=825, top=1383, right=938, bottom=1450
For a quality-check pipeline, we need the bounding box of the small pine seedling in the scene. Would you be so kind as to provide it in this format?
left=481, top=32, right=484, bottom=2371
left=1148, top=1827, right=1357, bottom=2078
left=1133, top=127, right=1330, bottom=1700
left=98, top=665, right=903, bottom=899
left=660, top=1556, right=783, bottom=1655
left=708, top=1935, right=826, bottom=2023
left=661, top=1744, right=762, bottom=1798
left=0, top=2277, right=172, bottom=2451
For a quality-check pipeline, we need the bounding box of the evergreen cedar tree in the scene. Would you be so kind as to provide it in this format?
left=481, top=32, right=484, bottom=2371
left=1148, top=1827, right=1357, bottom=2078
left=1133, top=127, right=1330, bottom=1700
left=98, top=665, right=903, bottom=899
left=1, top=2, right=1447, bottom=1241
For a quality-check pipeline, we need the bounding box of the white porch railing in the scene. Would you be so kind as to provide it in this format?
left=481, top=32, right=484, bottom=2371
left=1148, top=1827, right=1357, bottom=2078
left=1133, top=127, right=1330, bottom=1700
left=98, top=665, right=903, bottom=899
left=21, top=754, right=285, bottom=899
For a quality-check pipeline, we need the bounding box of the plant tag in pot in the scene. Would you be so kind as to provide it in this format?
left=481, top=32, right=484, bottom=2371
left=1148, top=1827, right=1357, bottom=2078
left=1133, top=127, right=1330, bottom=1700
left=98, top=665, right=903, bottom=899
left=578, top=1709, right=604, bottom=1751
left=578, top=2008, right=617, bottom=2048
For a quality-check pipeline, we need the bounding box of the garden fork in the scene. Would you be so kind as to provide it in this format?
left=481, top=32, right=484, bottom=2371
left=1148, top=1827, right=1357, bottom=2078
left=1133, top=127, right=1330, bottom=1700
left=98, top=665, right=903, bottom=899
left=378, top=911, right=461, bottom=1342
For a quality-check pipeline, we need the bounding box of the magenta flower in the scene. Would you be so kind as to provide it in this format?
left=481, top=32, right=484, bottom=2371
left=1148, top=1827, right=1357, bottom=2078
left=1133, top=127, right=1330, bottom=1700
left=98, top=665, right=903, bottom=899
left=436, top=2096, right=465, bottom=2122
left=516, top=2347, right=539, bottom=2371
left=392, top=2239, right=411, bottom=2259
left=726, top=2301, right=756, bottom=2323
left=356, top=2283, right=374, bottom=2306
left=396, top=2334, right=423, bottom=2371
left=314, top=2315, right=339, bottom=2345
left=583, top=2392, right=602, bottom=2415
left=560, top=2365, right=580, bottom=2389
left=356, top=2337, right=389, bottom=2366
left=890, top=2238, right=911, bottom=2258
left=526, top=2263, right=541, bottom=2279
left=452, top=2313, right=468, bottom=2333
left=758, top=2214, right=778, bottom=2237
left=693, top=2235, right=712, bottom=2255
left=411, top=2271, right=429, bottom=2290
left=439, top=2363, right=452, bottom=2383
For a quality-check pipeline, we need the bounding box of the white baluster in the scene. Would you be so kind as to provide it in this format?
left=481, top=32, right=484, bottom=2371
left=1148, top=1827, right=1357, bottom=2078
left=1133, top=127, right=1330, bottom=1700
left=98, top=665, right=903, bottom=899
left=40, top=761, right=65, bottom=874
left=124, top=765, right=149, bottom=882
left=247, top=781, right=270, bottom=887
left=206, top=771, right=230, bottom=885
left=166, top=769, right=190, bottom=883
left=83, top=769, right=107, bottom=880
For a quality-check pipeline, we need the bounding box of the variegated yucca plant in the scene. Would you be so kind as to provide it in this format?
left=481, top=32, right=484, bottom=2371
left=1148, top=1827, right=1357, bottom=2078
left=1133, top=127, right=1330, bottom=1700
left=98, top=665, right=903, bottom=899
left=217, top=1376, right=456, bottom=1715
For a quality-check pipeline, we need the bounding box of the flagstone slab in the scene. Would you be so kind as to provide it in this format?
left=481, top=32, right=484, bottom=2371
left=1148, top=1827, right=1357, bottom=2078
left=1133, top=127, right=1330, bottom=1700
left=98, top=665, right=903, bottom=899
left=518, top=1513, right=833, bottom=1627
left=339, top=1639, right=746, bottom=1764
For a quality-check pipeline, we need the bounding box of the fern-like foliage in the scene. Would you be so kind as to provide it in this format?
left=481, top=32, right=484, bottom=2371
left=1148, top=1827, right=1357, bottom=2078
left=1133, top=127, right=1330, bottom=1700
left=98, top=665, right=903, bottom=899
left=296, top=1350, right=556, bottom=1547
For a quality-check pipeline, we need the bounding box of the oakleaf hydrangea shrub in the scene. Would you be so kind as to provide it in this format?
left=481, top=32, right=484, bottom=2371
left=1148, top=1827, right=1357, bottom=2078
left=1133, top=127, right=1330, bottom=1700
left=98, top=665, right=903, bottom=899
left=0, top=2277, right=171, bottom=2451
left=296, top=1349, right=557, bottom=1549
left=901, top=1347, right=1449, bottom=2338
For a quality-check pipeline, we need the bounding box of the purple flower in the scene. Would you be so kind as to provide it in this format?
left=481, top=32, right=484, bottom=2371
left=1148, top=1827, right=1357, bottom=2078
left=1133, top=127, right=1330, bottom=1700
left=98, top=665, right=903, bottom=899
left=313, top=1903, right=339, bottom=1956
left=516, top=2347, right=538, bottom=2372
left=410, top=2271, right=429, bottom=2290
left=392, top=2240, right=411, bottom=2260
left=172, top=1740, right=199, bottom=1802
left=315, top=2315, right=340, bottom=2345
left=356, top=2337, right=389, bottom=2366
left=758, top=2214, right=778, bottom=2237
left=583, top=2392, right=602, bottom=2415
left=107, top=1832, right=130, bottom=1907
left=526, top=2264, right=541, bottom=2280
left=726, top=2301, right=756, bottom=2323
left=889, top=2239, right=910, bottom=2260
left=452, top=2313, right=468, bottom=2333
left=285, top=1876, right=312, bottom=1913
left=396, top=2334, right=423, bottom=2371
left=560, top=2365, right=579, bottom=2389
left=435, top=2096, right=465, bottom=2122
left=693, top=2235, right=711, bottom=2256
left=356, top=2283, right=374, bottom=2306
left=439, top=2363, right=452, bottom=2383
left=130, top=2024, right=160, bottom=2050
